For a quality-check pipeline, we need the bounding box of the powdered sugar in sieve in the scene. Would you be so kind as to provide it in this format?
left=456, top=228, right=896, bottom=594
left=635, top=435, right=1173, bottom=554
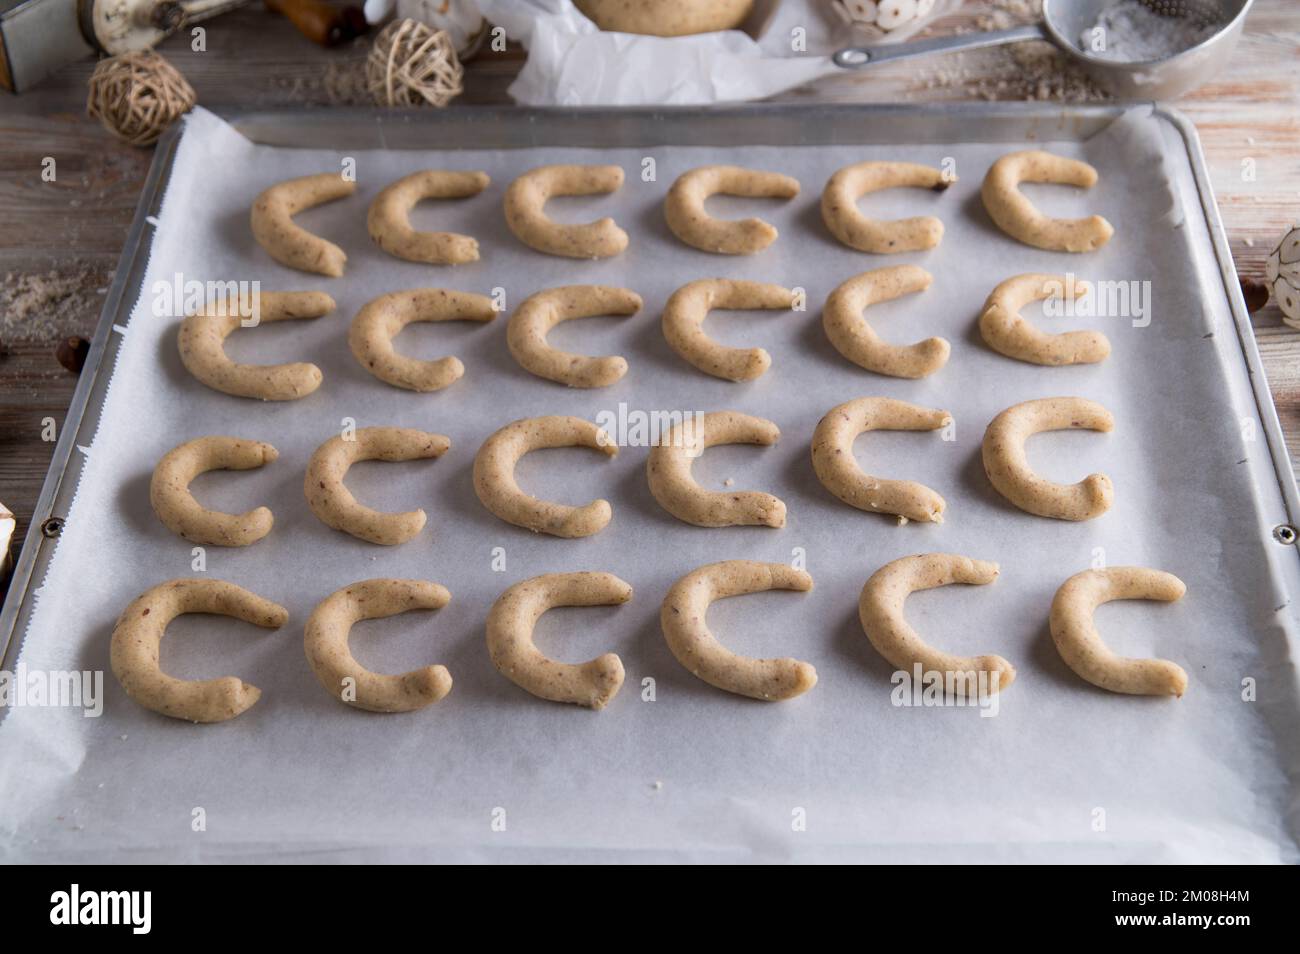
left=1080, top=0, right=1224, bottom=63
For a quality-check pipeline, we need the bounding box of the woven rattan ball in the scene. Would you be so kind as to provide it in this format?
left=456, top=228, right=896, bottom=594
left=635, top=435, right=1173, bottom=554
left=87, top=51, right=196, bottom=147
left=366, top=19, right=464, bottom=108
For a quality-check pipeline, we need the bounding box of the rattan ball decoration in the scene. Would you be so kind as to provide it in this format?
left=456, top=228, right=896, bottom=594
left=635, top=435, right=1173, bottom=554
left=366, top=19, right=464, bottom=108
left=87, top=51, right=196, bottom=147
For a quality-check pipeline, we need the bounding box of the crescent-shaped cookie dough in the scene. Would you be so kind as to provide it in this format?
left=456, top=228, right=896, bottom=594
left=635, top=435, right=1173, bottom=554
left=810, top=397, right=950, bottom=525
left=661, top=560, right=816, bottom=701
left=980, top=273, right=1109, bottom=366
left=251, top=172, right=356, bottom=277
left=820, top=161, right=951, bottom=254
left=473, top=416, right=617, bottom=538
left=367, top=169, right=489, bottom=265
left=647, top=410, right=786, bottom=528
left=110, top=578, right=288, bottom=723
left=981, top=150, right=1113, bottom=253
left=349, top=288, right=497, bottom=392
left=486, top=571, right=632, bottom=709
left=304, top=579, right=454, bottom=712
left=662, top=278, right=795, bottom=381
left=503, top=164, right=628, bottom=259
left=507, top=285, right=641, bottom=388
left=178, top=291, right=334, bottom=401
left=663, top=165, right=800, bottom=255
left=150, top=436, right=278, bottom=547
left=859, top=554, right=1015, bottom=695
left=1050, top=567, right=1188, bottom=697
left=304, top=426, right=450, bottom=545
left=823, top=265, right=949, bottom=378
left=982, top=397, right=1114, bottom=521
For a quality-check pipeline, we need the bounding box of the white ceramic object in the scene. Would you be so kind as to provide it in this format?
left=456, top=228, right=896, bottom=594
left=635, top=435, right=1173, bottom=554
left=1266, top=225, right=1300, bottom=327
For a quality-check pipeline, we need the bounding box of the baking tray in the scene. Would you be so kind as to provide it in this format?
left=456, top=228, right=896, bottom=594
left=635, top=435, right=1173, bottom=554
left=2, top=103, right=1298, bottom=862
left=7, top=103, right=1298, bottom=672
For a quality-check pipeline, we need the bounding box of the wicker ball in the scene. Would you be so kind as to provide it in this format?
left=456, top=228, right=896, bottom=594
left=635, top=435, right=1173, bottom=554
left=87, top=51, right=196, bottom=147
left=366, top=19, right=464, bottom=108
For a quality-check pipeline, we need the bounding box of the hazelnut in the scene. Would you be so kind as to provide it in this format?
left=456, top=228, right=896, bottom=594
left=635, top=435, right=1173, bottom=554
left=1239, top=277, right=1270, bottom=314
left=56, top=336, right=90, bottom=374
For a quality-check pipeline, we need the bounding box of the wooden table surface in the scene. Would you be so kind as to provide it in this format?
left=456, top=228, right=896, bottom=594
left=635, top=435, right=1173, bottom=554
left=1, top=0, right=1298, bottom=564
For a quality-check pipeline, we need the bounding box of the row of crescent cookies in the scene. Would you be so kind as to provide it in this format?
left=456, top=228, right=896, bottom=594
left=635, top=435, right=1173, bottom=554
left=148, top=403, right=1099, bottom=547
left=110, top=559, right=1182, bottom=724
left=249, top=151, right=1112, bottom=274
left=179, top=268, right=1106, bottom=396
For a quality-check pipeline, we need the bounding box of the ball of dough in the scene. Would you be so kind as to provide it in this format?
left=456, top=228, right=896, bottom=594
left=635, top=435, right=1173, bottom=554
left=573, top=0, right=754, bottom=37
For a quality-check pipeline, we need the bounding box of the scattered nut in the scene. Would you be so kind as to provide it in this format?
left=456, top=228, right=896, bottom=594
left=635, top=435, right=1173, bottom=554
left=55, top=336, right=90, bottom=374
left=1240, top=277, right=1270, bottom=314
left=0, top=500, right=15, bottom=577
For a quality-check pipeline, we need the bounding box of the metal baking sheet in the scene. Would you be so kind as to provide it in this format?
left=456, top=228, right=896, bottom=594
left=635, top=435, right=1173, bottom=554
left=1, top=103, right=1297, bottom=863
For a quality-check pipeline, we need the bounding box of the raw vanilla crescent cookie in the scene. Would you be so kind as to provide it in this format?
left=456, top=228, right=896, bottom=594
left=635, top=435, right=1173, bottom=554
left=664, top=165, right=799, bottom=254
left=305, top=579, right=454, bottom=712
left=367, top=169, right=489, bottom=265
left=981, top=150, right=1113, bottom=253
left=859, top=554, right=1015, bottom=696
left=810, top=397, right=950, bottom=525
left=507, top=285, right=641, bottom=388
left=150, top=436, right=278, bottom=546
left=349, top=288, right=498, bottom=392
left=487, top=571, right=632, bottom=709
left=304, top=427, right=450, bottom=545
left=473, top=416, right=618, bottom=538
left=504, top=164, right=628, bottom=259
left=820, top=161, right=952, bottom=253
left=251, top=172, right=356, bottom=276
left=647, top=410, right=786, bottom=528
left=661, top=560, right=816, bottom=701
left=1049, top=566, right=1188, bottom=697
left=979, top=273, right=1109, bottom=366
left=111, top=578, right=288, bottom=723
left=982, top=397, right=1114, bottom=521
left=662, top=278, right=795, bottom=381
left=823, top=265, right=949, bottom=378
left=178, top=291, right=334, bottom=401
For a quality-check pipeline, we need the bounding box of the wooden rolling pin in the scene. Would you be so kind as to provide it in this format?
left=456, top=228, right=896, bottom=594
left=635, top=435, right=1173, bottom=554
left=266, top=0, right=368, bottom=47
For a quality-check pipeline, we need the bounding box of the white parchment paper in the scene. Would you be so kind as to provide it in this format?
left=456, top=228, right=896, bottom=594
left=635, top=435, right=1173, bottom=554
left=475, top=0, right=947, bottom=106
left=1, top=106, right=1297, bottom=862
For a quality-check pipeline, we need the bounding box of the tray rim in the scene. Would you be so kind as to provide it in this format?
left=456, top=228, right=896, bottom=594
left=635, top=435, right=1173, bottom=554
left=3, top=100, right=1296, bottom=672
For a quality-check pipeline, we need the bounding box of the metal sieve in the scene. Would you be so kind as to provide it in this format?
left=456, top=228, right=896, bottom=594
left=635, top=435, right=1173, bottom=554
left=832, top=0, right=1255, bottom=100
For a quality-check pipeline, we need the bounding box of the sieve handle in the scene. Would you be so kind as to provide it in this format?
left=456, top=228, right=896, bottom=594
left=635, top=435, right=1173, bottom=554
left=832, top=23, right=1049, bottom=69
